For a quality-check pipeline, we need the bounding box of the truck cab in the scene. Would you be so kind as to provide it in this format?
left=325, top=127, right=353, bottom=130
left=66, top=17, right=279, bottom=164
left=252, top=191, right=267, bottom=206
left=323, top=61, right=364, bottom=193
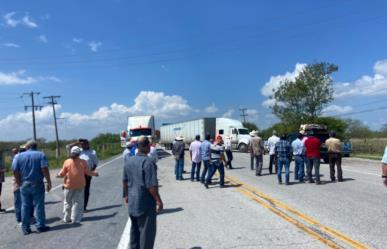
left=216, top=118, right=250, bottom=152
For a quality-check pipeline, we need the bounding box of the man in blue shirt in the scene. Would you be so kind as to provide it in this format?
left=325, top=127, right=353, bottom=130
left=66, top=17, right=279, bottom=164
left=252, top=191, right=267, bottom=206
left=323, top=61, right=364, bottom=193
left=200, top=134, right=212, bottom=183
left=12, top=140, right=52, bottom=235
left=291, top=133, right=305, bottom=182
left=275, top=134, right=292, bottom=185
left=123, top=136, right=163, bottom=249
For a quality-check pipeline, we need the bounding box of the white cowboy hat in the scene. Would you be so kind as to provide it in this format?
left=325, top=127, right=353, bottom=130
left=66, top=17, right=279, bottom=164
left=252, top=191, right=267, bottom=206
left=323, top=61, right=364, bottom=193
left=249, top=130, right=257, bottom=137
left=175, top=135, right=184, bottom=141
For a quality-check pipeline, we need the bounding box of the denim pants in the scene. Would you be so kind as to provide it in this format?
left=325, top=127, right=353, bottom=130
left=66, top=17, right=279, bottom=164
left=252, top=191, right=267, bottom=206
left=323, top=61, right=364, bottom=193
left=269, top=154, right=277, bottom=174
left=200, top=160, right=210, bottom=183
left=175, top=158, right=184, bottom=180
left=294, top=155, right=305, bottom=181
left=191, top=161, right=201, bottom=181
left=20, top=181, right=46, bottom=231
left=306, top=157, right=320, bottom=182
left=14, top=189, right=22, bottom=223
left=206, top=161, right=225, bottom=186
left=251, top=155, right=263, bottom=173
left=277, top=158, right=290, bottom=183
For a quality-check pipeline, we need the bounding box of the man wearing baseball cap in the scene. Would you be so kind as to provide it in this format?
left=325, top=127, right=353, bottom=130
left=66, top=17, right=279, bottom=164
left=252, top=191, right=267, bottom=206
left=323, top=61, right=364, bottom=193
left=57, top=146, right=99, bottom=224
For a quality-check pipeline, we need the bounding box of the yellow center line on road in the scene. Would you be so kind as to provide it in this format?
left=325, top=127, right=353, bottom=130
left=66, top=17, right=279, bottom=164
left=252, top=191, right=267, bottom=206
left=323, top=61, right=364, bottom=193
left=224, top=174, right=370, bottom=249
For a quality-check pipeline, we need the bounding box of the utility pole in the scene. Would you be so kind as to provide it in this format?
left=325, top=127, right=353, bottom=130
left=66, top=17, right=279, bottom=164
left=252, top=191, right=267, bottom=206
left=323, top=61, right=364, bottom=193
left=23, top=92, right=43, bottom=141
left=44, top=96, right=61, bottom=158
left=240, top=108, right=248, bottom=123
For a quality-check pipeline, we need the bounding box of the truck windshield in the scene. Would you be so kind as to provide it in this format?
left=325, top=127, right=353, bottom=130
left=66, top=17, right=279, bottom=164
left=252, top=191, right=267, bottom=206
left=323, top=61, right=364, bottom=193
left=129, top=129, right=152, bottom=137
left=238, top=129, right=249, bottom=135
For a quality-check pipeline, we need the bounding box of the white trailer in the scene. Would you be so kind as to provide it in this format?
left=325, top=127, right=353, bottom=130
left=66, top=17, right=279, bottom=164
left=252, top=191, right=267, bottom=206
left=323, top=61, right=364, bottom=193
left=120, top=115, right=155, bottom=147
left=159, top=117, right=250, bottom=152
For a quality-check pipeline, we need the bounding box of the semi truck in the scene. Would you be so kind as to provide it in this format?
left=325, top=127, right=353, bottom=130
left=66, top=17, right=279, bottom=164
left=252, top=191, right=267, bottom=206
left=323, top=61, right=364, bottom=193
left=120, top=115, right=155, bottom=147
left=159, top=117, right=251, bottom=152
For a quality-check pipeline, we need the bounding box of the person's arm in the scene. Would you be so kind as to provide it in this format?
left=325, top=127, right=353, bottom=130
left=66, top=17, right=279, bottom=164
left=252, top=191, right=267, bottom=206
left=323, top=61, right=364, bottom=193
left=144, top=161, right=163, bottom=212
left=57, top=162, right=68, bottom=178
left=382, top=163, right=387, bottom=186
left=85, top=164, right=99, bottom=177
left=13, top=171, right=21, bottom=188
left=92, top=151, right=99, bottom=170
left=123, top=165, right=129, bottom=203
left=42, top=167, right=52, bottom=192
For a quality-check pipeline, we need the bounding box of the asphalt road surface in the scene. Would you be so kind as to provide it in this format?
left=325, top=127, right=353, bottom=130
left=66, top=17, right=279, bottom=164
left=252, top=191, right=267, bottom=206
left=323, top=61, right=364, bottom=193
left=0, top=150, right=385, bottom=249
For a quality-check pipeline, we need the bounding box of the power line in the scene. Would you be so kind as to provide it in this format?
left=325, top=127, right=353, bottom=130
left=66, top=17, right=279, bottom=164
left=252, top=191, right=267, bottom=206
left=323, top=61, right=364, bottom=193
left=43, top=96, right=61, bottom=158
left=22, top=92, right=43, bottom=141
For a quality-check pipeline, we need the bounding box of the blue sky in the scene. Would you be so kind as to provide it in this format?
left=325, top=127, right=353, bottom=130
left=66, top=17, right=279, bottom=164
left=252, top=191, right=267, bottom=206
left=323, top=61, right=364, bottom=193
left=1, top=0, right=387, bottom=141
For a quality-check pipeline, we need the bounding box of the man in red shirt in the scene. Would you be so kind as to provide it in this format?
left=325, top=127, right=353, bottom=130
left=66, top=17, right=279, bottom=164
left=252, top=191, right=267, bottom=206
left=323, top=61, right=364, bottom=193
left=304, top=132, right=322, bottom=184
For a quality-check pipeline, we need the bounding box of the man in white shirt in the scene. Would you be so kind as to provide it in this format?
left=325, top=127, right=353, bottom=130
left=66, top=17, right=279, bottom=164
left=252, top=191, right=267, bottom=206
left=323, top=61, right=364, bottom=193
left=291, top=133, right=305, bottom=182
left=189, top=135, right=202, bottom=181
left=267, top=131, right=280, bottom=174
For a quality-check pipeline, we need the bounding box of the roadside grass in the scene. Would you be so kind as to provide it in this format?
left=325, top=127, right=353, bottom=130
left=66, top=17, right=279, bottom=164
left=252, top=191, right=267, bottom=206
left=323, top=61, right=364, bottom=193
left=3, top=143, right=122, bottom=177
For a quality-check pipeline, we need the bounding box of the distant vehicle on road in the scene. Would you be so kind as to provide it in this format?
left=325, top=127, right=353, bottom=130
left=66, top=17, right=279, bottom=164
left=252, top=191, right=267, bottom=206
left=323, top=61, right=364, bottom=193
left=159, top=117, right=250, bottom=152
left=120, top=115, right=156, bottom=147
left=288, top=124, right=352, bottom=163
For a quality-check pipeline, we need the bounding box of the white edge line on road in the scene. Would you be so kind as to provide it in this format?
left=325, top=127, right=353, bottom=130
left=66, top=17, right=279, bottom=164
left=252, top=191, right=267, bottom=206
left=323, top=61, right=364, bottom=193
left=344, top=168, right=379, bottom=176
left=117, top=218, right=131, bottom=249
left=5, top=155, right=123, bottom=212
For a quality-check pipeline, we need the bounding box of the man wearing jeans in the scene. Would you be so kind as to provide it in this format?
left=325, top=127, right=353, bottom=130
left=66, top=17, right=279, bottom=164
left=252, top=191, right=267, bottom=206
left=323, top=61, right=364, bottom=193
left=200, top=134, right=212, bottom=183
left=304, top=132, right=322, bottom=185
left=12, top=140, right=52, bottom=235
left=291, top=133, right=305, bottom=182
left=275, top=134, right=292, bottom=185
left=267, top=131, right=280, bottom=174
left=204, top=135, right=226, bottom=189
left=123, top=136, right=163, bottom=249
left=172, top=135, right=185, bottom=181
left=189, top=135, right=202, bottom=181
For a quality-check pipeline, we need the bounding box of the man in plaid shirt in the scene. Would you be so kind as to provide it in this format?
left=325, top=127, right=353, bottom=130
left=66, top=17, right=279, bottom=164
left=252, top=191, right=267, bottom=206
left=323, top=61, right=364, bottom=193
left=275, top=134, right=292, bottom=185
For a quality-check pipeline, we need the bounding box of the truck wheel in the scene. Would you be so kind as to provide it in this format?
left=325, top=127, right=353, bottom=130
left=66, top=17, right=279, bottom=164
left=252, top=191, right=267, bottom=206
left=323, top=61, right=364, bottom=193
left=238, top=143, right=248, bottom=153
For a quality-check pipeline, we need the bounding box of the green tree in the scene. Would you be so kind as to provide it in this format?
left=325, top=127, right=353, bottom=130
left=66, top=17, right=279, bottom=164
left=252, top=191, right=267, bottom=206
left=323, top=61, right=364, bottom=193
left=315, top=117, right=348, bottom=139
left=243, top=122, right=258, bottom=132
left=272, top=62, right=338, bottom=126
left=380, top=123, right=387, bottom=137
left=344, top=119, right=373, bottom=138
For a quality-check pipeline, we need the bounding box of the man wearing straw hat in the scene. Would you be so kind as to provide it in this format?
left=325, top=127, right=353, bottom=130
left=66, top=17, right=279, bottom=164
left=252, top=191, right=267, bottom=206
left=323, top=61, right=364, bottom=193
left=172, top=135, right=185, bottom=181
left=249, top=130, right=265, bottom=176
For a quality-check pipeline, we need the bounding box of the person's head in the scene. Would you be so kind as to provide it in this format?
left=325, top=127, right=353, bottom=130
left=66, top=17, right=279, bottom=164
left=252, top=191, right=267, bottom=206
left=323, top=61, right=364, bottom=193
left=79, top=139, right=90, bottom=150
left=126, top=141, right=132, bottom=149
left=137, top=136, right=151, bottom=154
left=206, top=134, right=211, bottom=141
left=280, top=134, right=287, bottom=140
left=272, top=130, right=277, bottom=136
left=11, top=148, right=18, bottom=156
left=195, top=135, right=200, bottom=141
left=329, top=131, right=337, bottom=138
left=215, top=135, right=223, bottom=144
left=70, top=146, right=81, bottom=159
left=25, top=140, right=37, bottom=150
left=297, top=133, right=304, bottom=140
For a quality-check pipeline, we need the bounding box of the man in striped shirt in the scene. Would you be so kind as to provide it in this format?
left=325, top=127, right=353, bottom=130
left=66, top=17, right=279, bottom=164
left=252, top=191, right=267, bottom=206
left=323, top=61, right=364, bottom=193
left=204, top=135, right=226, bottom=189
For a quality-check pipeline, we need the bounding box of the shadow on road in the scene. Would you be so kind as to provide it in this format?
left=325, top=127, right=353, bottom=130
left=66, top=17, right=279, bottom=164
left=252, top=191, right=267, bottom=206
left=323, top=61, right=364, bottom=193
left=227, top=167, right=246, bottom=170
left=157, top=150, right=171, bottom=159
left=45, top=201, right=61, bottom=205
left=50, top=223, right=82, bottom=231
left=46, top=217, right=61, bottom=224
left=190, top=247, right=203, bottom=249
left=82, top=212, right=118, bottom=222
left=87, top=204, right=122, bottom=212
left=158, top=207, right=184, bottom=215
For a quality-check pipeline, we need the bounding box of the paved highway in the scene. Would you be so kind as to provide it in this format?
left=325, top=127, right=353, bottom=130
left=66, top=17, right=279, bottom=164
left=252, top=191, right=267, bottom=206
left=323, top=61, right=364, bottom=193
left=0, top=150, right=385, bottom=249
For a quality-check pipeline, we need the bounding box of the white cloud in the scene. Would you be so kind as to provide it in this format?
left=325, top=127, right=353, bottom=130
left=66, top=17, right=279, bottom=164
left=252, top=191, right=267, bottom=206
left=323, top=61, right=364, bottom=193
left=88, top=41, right=102, bottom=52
left=262, top=98, right=277, bottom=108
left=4, top=12, right=38, bottom=28
left=72, top=37, right=83, bottom=43
left=1, top=42, right=20, bottom=48
left=0, top=70, right=60, bottom=85
left=37, top=35, right=48, bottom=43
left=334, top=59, right=387, bottom=98
left=261, top=63, right=306, bottom=97
left=223, top=109, right=234, bottom=118
left=204, top=103, right=218, bottom=113
left=322, top=105, right=353, bottom=115
left=0, top=91, right=194, bottom=140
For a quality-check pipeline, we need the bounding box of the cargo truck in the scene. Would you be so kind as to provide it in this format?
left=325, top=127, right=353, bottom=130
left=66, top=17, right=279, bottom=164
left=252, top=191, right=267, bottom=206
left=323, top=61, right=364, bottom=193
left=159, top=117, right=250, bottom=152
left=120, top=115, right=155, bottom=147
